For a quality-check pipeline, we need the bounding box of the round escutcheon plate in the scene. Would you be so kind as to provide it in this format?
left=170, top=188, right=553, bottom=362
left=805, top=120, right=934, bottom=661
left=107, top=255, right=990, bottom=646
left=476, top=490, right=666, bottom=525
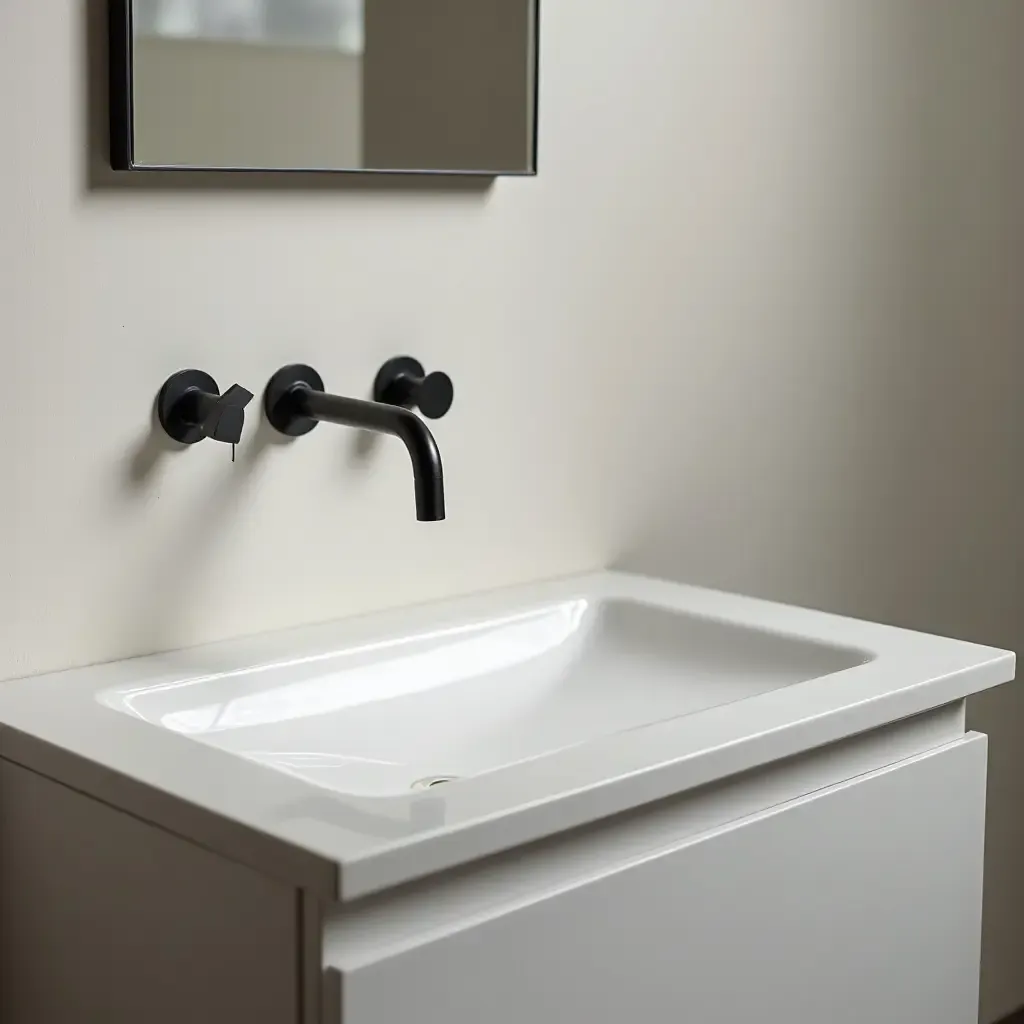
left=263, top=364, right=325, bottom=437
left=158, top=369, right=219, bottom=445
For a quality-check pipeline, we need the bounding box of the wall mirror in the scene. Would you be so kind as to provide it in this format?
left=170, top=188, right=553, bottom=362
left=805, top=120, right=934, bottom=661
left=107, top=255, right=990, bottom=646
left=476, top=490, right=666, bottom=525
left=109, top=0, right=539, bottom=175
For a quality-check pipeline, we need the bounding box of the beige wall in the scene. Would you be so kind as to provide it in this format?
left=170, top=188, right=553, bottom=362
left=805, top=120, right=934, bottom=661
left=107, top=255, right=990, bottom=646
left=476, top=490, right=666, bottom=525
left=132, top=38, right=362, bottom=168
left=617, top=8, right=1024, bottom=1018
left=1, top=2, right=1022, bottom=1019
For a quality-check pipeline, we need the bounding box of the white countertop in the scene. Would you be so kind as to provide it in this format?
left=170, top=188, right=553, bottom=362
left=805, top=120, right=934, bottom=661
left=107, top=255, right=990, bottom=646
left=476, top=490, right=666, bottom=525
left=0, top=572, right=1013, bottom=900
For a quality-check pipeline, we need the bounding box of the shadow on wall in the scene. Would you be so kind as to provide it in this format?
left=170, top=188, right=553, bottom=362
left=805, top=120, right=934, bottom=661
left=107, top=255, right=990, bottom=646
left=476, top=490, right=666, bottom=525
left=613, top=4, right=1024, bottom=1021
left=117, top=398, right=292, bottom=663
left=79, top=0, right=493, bottom=193
left=115, top=374, right=387, bottom=665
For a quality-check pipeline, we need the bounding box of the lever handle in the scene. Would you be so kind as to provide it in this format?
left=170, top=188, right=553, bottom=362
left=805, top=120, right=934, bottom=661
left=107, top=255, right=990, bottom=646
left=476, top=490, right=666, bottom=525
left=157, top=370, right=253, bottom=446
left=205, top=384, right=254, bottom=445
left=374, top=357, right=454, bottom=420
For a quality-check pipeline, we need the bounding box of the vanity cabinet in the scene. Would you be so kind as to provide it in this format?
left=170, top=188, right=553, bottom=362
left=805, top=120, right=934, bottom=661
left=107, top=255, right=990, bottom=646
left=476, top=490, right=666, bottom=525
left=324, top=734, right=987, bottom=1024
left=0, top=722, right=988, bottom=1024
left=0, top=572, right=1010, bottom=1022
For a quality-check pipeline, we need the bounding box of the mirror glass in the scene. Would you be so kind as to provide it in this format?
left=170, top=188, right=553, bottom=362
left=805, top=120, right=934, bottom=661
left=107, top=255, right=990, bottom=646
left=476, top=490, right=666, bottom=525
left=114, top=0, right=538, bottom=174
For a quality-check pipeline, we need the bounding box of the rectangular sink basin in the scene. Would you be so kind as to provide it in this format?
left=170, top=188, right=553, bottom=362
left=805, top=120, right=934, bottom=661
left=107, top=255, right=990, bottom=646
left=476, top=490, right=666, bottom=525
left=0, top=571, right=1012, bottom=899
left=98, top=595, right=868, bottom=797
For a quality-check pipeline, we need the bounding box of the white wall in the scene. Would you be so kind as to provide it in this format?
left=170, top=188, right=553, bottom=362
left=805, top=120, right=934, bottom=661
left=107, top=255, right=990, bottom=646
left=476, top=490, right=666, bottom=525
left=1, top=2, right=1022, bottom=1019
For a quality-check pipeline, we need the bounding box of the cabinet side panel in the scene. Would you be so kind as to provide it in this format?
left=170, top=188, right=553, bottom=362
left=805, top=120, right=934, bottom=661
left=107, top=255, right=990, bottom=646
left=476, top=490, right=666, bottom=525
left=0, top=761, right=300, bottom=1024
left=338, top=736, right=988, bottom=1024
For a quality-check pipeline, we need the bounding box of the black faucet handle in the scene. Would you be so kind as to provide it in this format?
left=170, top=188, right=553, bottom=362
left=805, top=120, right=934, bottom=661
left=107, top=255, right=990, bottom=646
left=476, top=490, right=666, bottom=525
left=205, top=384, right=253, bottom=445
left=374, top=357, right=454, bottom=420
left=218, top=383, right=255, bottom=409
left=157, top=371, right=253, bottom=446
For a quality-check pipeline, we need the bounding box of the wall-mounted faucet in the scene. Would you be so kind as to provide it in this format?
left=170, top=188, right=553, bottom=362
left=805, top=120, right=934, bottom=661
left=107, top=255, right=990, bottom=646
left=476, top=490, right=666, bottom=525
left=263, top=359, right=451, bottom=522
left=158, top=370, right=254, bottom=457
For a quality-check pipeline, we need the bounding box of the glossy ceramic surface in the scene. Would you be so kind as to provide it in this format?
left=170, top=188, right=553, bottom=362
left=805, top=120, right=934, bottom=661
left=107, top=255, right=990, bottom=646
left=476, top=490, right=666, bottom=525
left=99, top=597, right=865, bottom=797
left=0, top=572, right=1013, bottom=899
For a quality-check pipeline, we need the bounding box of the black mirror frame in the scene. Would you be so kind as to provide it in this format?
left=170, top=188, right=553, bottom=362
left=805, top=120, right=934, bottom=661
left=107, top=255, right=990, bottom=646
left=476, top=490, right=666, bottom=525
left=107, top=0, right=540, bottom=177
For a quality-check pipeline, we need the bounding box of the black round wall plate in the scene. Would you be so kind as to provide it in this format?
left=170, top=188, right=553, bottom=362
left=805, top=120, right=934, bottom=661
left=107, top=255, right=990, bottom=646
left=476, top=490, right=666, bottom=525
left=263, top=364, right=325, bottom=436
left=158, top=369, right=218, bottom=444
left=374, top=356, right=425, bottom=405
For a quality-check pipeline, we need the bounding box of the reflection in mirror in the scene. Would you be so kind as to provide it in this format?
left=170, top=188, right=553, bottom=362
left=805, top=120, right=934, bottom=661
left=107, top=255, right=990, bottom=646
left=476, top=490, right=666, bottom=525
left=131, top=0, right=365, bottom=51
left=111, top=0, right=539, bottom=175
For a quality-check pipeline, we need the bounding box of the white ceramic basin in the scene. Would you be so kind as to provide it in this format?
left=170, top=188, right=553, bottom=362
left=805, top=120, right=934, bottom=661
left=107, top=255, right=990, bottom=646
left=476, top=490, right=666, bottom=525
left=99, top=595, right=866, bottom=797
left=0, top=571, right=1012, bottom=898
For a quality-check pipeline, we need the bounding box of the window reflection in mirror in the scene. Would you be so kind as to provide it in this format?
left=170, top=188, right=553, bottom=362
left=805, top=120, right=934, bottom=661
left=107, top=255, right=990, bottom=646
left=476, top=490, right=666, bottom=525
left=132, top=0, right=364, bottom=53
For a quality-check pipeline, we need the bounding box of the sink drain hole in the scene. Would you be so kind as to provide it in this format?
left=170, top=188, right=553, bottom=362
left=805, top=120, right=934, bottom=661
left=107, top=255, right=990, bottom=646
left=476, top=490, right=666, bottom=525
left=411, top=776, right=459, bottom=791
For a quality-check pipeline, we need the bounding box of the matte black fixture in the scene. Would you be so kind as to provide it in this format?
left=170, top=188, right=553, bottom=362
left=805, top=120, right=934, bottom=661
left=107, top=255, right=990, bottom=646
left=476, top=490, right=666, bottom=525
left=373, top=357, right=455, bottom=420
left=157, top=370, right=254, bottom=457
left=263, top=362, right=449, bottom=522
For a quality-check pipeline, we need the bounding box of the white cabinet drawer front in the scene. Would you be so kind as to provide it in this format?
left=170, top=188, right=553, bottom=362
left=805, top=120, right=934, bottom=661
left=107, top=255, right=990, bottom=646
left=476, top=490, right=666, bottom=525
left=328, top=736, right=987, bottom=1024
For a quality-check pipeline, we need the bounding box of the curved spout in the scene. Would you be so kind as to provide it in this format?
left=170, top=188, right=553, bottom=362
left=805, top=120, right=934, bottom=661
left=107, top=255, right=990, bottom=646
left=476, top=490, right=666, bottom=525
left=293, top=388, right=445, bottom=521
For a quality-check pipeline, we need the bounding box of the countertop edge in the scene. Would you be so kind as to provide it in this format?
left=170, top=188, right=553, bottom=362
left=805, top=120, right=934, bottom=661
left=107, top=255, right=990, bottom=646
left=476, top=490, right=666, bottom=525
left=333, top=653, right=1015, bottom=899
left=0, top=725, right=342, bottom=900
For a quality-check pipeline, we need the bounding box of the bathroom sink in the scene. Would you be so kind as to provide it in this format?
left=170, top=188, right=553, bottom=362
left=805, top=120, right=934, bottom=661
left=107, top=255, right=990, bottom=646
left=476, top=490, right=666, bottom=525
left=98, top=596, right=867, bottom=797
left=0, top=571, right=1012, bottom=898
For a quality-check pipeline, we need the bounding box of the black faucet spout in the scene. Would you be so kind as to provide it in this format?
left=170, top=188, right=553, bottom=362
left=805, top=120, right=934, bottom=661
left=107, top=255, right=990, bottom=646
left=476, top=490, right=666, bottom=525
left=263, top=364, right=446, bottom=522
left=297, top=389, right=445, bottom=521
